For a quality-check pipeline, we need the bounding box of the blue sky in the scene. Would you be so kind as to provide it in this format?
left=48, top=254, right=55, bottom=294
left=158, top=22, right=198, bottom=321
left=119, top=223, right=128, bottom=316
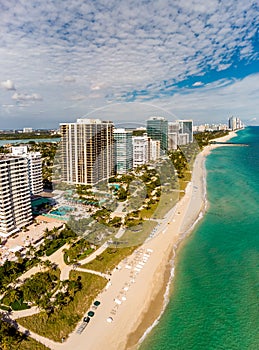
left=0, top=0, right=258, bottom=129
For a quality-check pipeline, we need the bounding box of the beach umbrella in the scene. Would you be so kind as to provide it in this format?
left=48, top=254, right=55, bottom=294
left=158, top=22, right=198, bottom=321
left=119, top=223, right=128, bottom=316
left=88, top=311, right=95, bottom=317
left=93, top=300, right=100, bottom=307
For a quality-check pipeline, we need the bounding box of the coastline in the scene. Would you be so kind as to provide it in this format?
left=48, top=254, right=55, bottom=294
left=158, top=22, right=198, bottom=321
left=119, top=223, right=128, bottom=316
left=44, top=131, right=238, bottom=350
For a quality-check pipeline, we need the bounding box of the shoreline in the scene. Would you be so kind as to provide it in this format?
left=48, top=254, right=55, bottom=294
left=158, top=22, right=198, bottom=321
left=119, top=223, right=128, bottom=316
left=128, top=130, right=239, bottom=349
left=35, top=131, right=238, bottom=350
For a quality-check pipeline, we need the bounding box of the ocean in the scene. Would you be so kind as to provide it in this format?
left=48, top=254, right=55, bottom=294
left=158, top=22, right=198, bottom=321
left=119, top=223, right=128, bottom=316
left=140, top=126, right=259, bottom=350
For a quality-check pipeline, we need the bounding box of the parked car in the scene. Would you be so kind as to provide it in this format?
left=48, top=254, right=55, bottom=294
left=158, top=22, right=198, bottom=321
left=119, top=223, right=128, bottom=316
left=83, top=316, right=90, bottom=323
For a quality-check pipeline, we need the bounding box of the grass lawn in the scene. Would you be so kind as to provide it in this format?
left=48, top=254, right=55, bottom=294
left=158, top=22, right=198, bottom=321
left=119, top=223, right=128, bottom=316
left=152, top=191, right=179, bottom=219
left=14, top=337, right=50, bottom=350
left=18, top=272, right=107, bottom=342
left=122, top=220, right=157, bottom=246
left=81, top=245, right=138, bottom=273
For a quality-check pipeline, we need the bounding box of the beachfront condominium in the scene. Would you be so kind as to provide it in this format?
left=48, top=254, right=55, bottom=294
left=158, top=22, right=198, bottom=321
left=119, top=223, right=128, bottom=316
left=228, top=116, right=244, bottom=130
left=60, top=118, right=115, bottom=185
left=177, top=120, right=193, bottom=143
left=0, top=155, right=32, bottom=237
left=11, top=146, right=43, bottom=196
left=114, top=128, right=133, bottom=174
left=147, top=116, right=168, bottom=153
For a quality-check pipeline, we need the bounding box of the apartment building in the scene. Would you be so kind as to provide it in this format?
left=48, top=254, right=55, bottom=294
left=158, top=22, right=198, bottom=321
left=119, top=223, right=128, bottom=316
left=12, top=146, right=43, bottom=195
left=147, top=116, right=168, bottom=152
left=60, top=118, right=114, bottom=185
left=0, top=156, right=32, bottom=237
left=114, top=128, right=133, bottom=174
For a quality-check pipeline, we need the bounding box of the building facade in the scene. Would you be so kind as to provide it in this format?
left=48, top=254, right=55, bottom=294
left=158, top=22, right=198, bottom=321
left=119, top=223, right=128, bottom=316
left=149, top=139, right=160, bottom=161
left=178, top=120, right=193, bottom=143
left=147, top=116, right=168, bottom=152
left=12, top=146, right=43, bottom=195
left=114, top=128, right=133, bottom=174
left=228, top=116, right=244, bottom=130
left=60, top=118, right=114, bottom=185
left=132, top=134, right=150, bottom=168
left=0, top=156, right=32, bottom=237
left=168, top=122, right=179, bottom=150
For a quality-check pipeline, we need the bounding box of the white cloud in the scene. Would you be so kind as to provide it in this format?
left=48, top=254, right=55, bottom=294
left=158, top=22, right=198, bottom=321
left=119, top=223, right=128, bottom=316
left=159, top=73, right=259, bottom=123
left=0, top=0, right=258, bottom=127
left=192, top=81, right=203, bottom=87
left=12, top=92, right=43, bottom=101
left=1, top=79, right=16, bottom=90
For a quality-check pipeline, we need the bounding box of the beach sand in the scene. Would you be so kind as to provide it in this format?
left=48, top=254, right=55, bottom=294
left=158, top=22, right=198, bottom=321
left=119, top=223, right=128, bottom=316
left=56, top=131, right=238, bottom=350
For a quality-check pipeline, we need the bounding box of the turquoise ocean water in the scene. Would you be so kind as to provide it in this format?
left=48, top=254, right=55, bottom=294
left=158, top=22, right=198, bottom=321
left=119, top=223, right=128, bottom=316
left=140, top=126, right=259, bottom=350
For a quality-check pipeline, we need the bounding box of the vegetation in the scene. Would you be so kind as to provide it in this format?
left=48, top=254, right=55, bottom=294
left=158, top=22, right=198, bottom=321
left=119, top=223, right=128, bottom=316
left=36, top=226, right=76, bottom=257
left=18, top=272, right=107, bottom=342
left=1, top=269, right=60, bottom=312
left=122, top=220, right=157, bottom=246
left=81, top=246, right=138, bottom=273
left=0, top=132, right=60, bottom=140
left=132, top=129, right=146, bottom=136
left=63, top=239, right=95, bottom=264
left=0, top=313, right=50, bottom=350
left=0, top=146, right=10, bottom=154
left=0, top=257, right=40, bottom=293
left=194, top=130, right=229, bottom=148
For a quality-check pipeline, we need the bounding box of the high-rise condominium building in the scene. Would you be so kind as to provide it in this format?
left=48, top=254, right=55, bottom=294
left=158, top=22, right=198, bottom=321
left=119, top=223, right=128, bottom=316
left=132, top=134, right=160, bottom=168
left=12, top=146, right=43, bottom=196
left=0, top=156, right=32, bottom=237
left=168, top=122, right=180, bottom=150
left=60, top=118, right=114, bottom=185
left=147, top=117, right=168, bottom=152
left=132, top=134, right=150, bottom=168
left=149, top=139, right=160, bottom=161
left=228, top=116, right=244, bottom=130
left=114, top=129, right=133, bottom=174
left=178, top=120, right=193, bottom=143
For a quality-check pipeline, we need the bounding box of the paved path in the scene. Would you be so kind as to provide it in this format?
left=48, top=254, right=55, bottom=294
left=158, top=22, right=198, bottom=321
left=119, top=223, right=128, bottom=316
left=76, top=268, right=110, bottom=280
left=18, top=323, right=63, bottom=350
left=12, top=306, right=40, bottom=319
left=77, top=242, right=108, bottom=265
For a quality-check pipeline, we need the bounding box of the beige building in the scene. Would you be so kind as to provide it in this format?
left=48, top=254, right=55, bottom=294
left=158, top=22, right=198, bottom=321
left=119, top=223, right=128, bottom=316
left=60, top=118, right=114, bottom=185
left=0, top=156, right=32, bottom=237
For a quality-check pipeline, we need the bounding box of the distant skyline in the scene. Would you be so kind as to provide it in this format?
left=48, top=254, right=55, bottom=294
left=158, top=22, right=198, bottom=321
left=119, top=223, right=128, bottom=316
left=0, top=0, right=258, bottom=129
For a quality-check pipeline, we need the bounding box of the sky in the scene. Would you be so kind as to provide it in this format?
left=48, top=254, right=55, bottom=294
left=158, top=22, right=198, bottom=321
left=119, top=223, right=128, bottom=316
left=0, top=0, right=258, bottom=129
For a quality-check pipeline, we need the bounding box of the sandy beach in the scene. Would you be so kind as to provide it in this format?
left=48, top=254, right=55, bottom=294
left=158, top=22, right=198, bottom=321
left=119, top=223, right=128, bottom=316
left=19, top=131, right=238, bottom=350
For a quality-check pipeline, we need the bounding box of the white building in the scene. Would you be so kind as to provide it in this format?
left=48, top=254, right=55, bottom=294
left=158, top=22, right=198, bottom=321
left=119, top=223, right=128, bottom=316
left=168, top=122, right=179, bottom=150
left=23, top=127, right=33, bottom=133
left=114, top=128, right=133, bottom=174
left=178, top=133, right=189, bottom=145
left=228, top=116, right=244, bottom=130
left=60, top=118, right=114, bottom=185
left=149, top=139, right=160, bottom=161
left=12, top=146, right=43, bottom=195
left=132, top=134, right=150, bottom=168
left=0, top=155, right=32, bottom=237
